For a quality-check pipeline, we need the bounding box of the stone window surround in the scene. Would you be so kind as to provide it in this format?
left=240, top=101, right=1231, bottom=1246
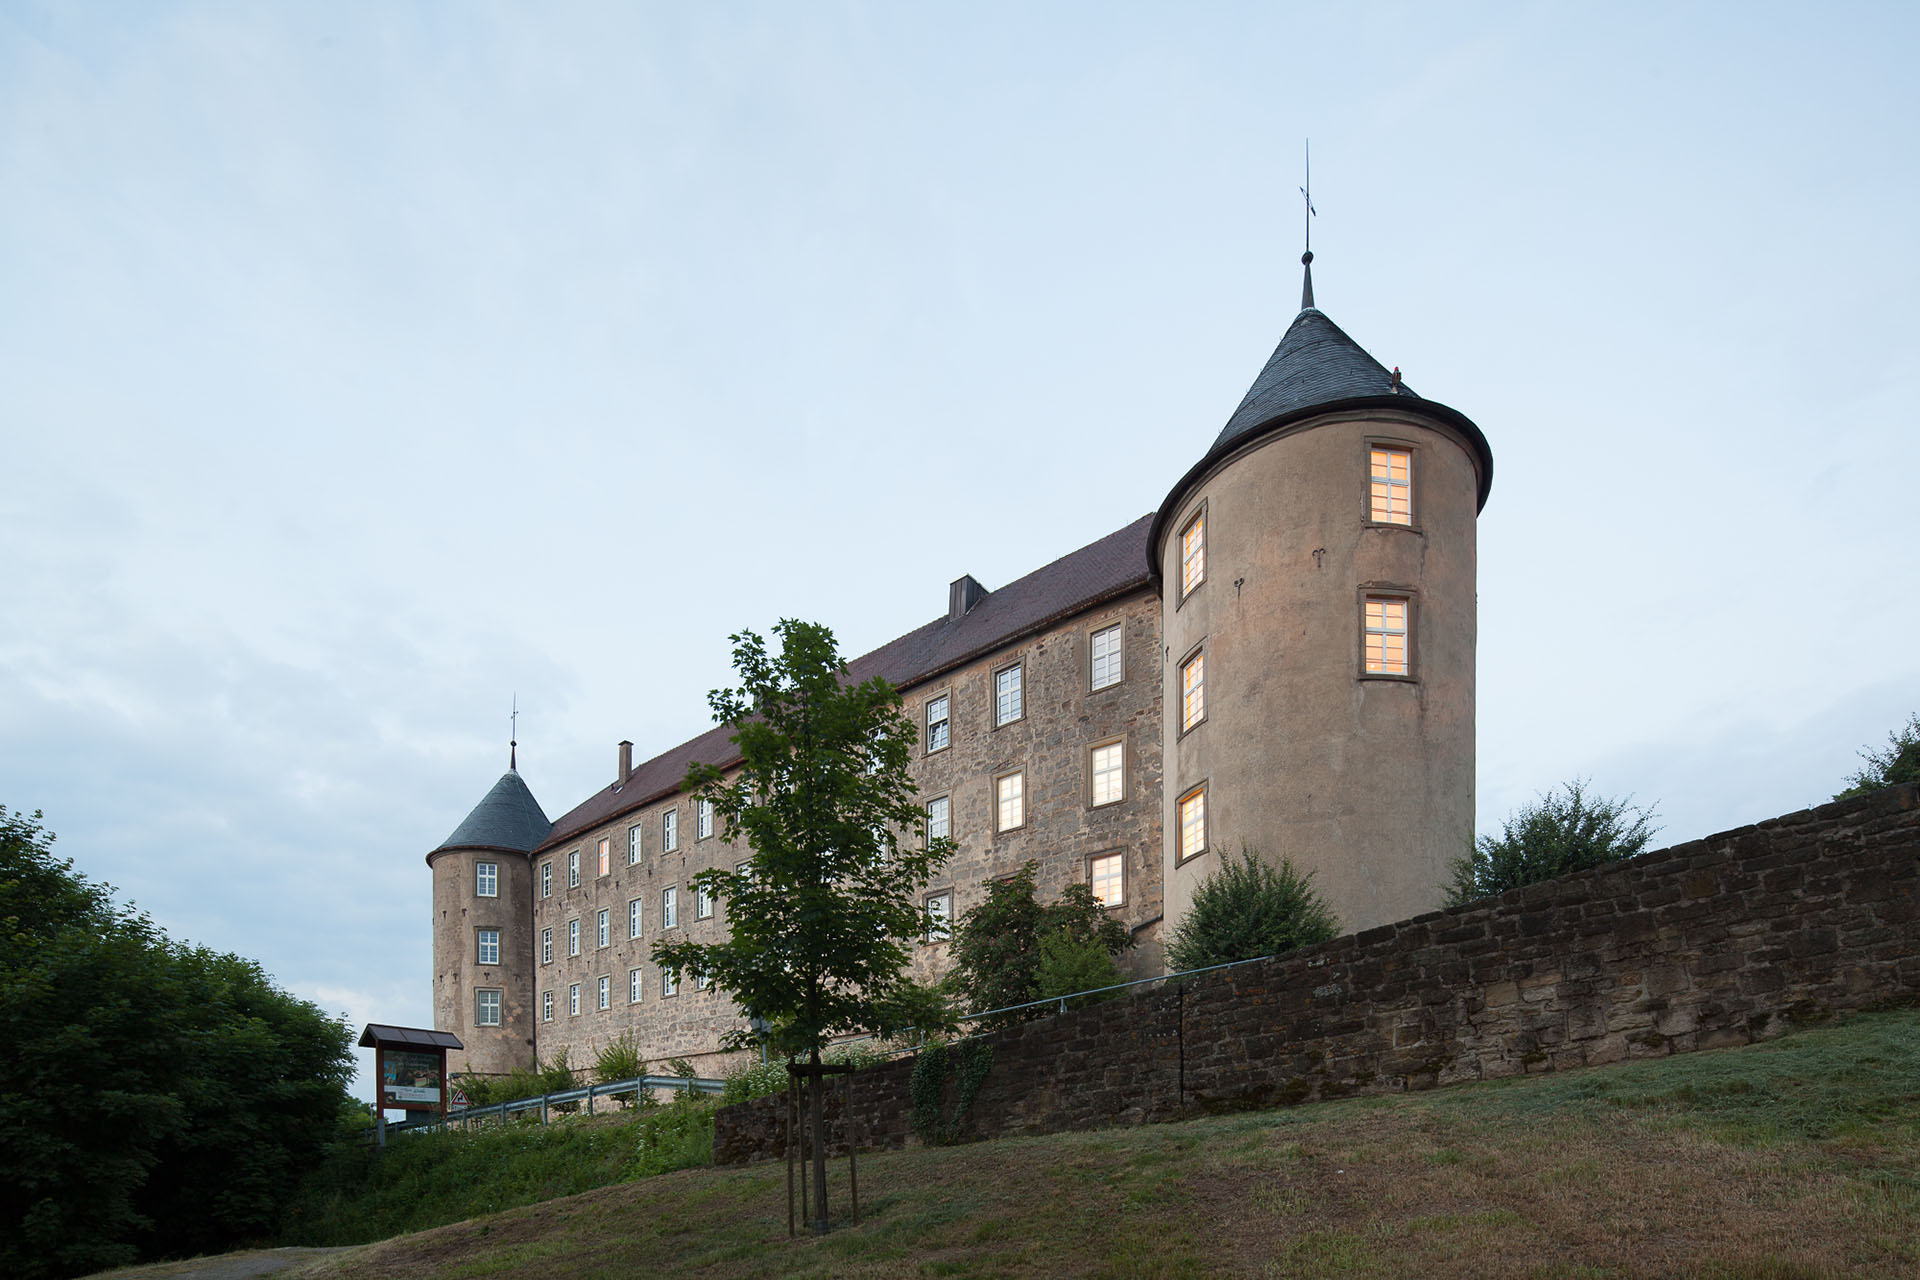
left=541, top=990, right=553, bottom=1022
left=629, top=968, right=644, bottom=1003
left=568, top=983, right=581, bottom=1017
left=1088, top=619, right=1124, bottom=692
left=567, top=849, right=580, bottom=888
left=628, top=897, right=643, bottom=939
left=662, top=806, right=679, bottom=852
left=925, top=792, right=951, bottom=842
left=662, top=885, right=679, bottom=930
left=697, top=798, right=715, bottom=841
left=476, top=927, right=500, bottom=966
left=992, top=660, right=1026, bottom=729
left=475, top=862, right=498, bottom=898
left=628, top=824, right=643, bottom=865
left=924, top=888, right=954, bottom=942
left=1176, top=781, right=1209, bottom=866
left=995, top=768, right=1026, bottom=834
left=597, top=974, right=611, bottom=1011
left=1178, top=641, right=1207, bottom=737
left=1176, top=501, right=1207, bottom=607
left=1087, top=849, right=1125, bottom=907
left=475, top=988, right=502, bottom=1026
left=1358, top=585, right=1419, bottom=683
left=1363, top=435, right=1424, bottom=532
left=596, top=908, right=610, bottom=949
left=567, top=917, right=580, bottom=957
left=540, top=860, right=552, bottom=898
left=661, top=967, right=679, bottom=998
left=540, top=926, right=552, bottom=964
left=924, top=687, right=952, bottom=754
left=1087, top=736, right=1126, bottom=808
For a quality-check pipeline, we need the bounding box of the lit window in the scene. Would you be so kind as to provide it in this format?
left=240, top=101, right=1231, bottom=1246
left=628, top=825, right=642, bottom=866
left=629, top=968, right=643, bottom=1003
left=994, top=665, right=1023, bottom=726
left=567, top=918, right=580, bottom=957
left=597, top=975, right=611, bottom=1011
left=1089, top=852, right=1124, bottom=906
left=697, top=885, right=714, bottom=919
left=477, top=929, right=500, bottom=966
left=1090, top=624, right=1122, bottom=690
left=1181, top=651, right=1206, bottom=732
left=926, top=891, right=952, bottom=941
left=540, top=927, right=552, bottom=964
left=596, top=909, right=610, bottom=949
left=1180, top=511, right=1205, bottom=598
left=697, top=799, right=714, bottom=840
left=996, top=772, right=1024, bottom=832
left=628, top=898, right=642, bottom=939
left=662, top=887, right=678, bottom=929
left=1178, top=786, right=1207, bottom=862
left=542, top=991, right=553, bottom=1022
left=568, top=983, right=580, bottom=1016
left=567, top=850, right=580, bottom=888
left=476, top=989, right=501, bottom=1026
left=475, top=862, right=498, bottom=898
left=540, top=862, right=552, bottom=898
left=926, top=694, right=951, bottom=752
left=1370, top=447, right=1412, bottom=525
left=1364, top=597, right=1410, bottom=676
left=662, top=808, right=679, bottom=852
left=598, top=838, right=610, bottom=877
left=1091, top=741, right=1124, bottom=806
left=661, top=967, right=678, bottom=997
left=926, top=795, right=950, bottom=842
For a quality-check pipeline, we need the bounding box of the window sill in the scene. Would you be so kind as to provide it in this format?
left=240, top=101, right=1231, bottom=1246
left=1358, top=672, right=1419, bottom=684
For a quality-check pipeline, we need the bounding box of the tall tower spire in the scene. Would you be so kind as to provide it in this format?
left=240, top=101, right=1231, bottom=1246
left=1299, top=139, right=1317, bottom=311
left=509, top=694, right=518, bottom=771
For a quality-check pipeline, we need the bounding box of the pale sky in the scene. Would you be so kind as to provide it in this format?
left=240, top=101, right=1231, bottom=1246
left=4, top=2, right=1915, bottom=1102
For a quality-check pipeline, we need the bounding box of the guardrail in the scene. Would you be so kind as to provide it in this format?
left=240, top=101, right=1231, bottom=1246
left=386, top=1072, right=725, bottom=1135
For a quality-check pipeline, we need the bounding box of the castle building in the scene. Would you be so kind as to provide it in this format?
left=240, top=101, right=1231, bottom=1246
left=427, top=258, right=1494, bottom=1080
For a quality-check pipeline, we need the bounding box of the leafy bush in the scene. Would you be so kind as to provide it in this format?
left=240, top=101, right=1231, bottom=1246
left=1034, top=931, right=1125, bottom=1008
left=1165, top=845, right=1340, bottom=972
left=1836, top=712, right=1920, bottom=800
left=721, top=1043, right=891, bottom=1105
left=947, top=863, right=1132, bottom=1027
left=629, top=1094, right=718, bottom=1176
left=1446, top=779, right=1659, bottom=905
left=595, top=1032, right=646, bottom=1104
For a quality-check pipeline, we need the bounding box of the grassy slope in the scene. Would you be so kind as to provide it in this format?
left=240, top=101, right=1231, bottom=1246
left=239, top=1011, right=1920, bottom=1278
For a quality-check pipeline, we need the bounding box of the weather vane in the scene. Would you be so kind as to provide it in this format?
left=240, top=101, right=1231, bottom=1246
left=1300, top=138, right=1316, bottom=260
left=510, top=693, right=519, bottom=770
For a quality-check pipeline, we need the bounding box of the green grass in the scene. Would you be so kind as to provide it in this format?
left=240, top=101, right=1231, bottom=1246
left=193, top=1009, right=1920, bottom=1278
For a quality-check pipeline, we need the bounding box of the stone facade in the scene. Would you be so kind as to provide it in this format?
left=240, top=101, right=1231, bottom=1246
left=428, top=846, right=535, bottom=1076
left=715, top=783, right=1920, bottom=1162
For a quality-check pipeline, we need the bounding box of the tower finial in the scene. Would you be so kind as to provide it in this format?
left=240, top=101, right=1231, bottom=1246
left=1299, top=139, right=1317, bottom=311
left=509, top=693, right=518, bottom=771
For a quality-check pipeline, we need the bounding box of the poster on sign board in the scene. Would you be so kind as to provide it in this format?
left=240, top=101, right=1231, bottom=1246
left=382, top=1049, right=443, bottom=1104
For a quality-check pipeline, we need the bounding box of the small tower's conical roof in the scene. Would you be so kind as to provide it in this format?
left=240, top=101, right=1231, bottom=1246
left=432, top=770, right=552, bottom=856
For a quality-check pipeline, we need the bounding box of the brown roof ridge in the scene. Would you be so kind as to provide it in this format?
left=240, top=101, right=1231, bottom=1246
left=536, top=512, right=1157, bottom=852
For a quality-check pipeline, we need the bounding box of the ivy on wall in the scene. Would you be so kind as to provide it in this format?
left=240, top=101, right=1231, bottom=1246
left=908, top=1039, right=994, bottom=1146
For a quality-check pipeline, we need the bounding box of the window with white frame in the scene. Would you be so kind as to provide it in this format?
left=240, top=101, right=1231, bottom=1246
left=596, top=908, right=610, bottom=949
left=697, top=885, right=714, bottom=919
left=1089, top=851, right=1124, bottom=907
left=697, top=970, right=712, bottom=991
left=628, top=898, right=642, bottom=939
left=1090, top=623, right=1122, bottom=690
left=662, top=886, right=678, bottom=929
left=540, top=926, right=552, bottom=965
left=1181, top=650, right=1206, bottom=732
left=629, top=968, right=643, bottom=1003
left=476, top=929, right=500, bottom=966
left=994, top=664, right=1023, bottom=726
left=661, top=967, right=678, bottom=997
left=542, top=990, right=553, bottom=1022
left=568, top=983, right=580, bottom=1016
left=1091, top=741, right=1124, bottom=807
left=476, top=988, right=502, bottom=1026
left=662, top=808, right=678, bottom=851
left=1180, top=510, right=1206, bottom=598
left=567, top=849, right=580, bottom=888
left=926, top=794, right=950, bottom=842
left=925, top=891, right=953, bottom=941
left=628, top=825, right=643, bottom=866
left=1370, top=446, right=1413, bottom=524
left=567, top=918, right=580, bottom=956
left=597, top=975, right=610, bottom=1011
left=697, top=798, right=714, bottom=840
left=996, top=771, right=1024, bottom=832
left=540, top=861, right=552, bottom=898
left=1178, top=785, right=1207, bottom=862
left=597, top=837, right=610, bottom=877
left=1364, top=596, right=1411, bottom=676
left=475, top=862, right=498, bottom=897
left=925, top=694, right=950, bottom=752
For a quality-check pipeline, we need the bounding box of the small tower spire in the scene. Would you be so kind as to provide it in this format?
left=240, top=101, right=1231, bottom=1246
left=509, top=694, right=518, bottom=772
left=1299, top=139, right=1317, bottom=312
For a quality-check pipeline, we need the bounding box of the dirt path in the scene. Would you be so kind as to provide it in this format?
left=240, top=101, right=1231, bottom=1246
left=93, top=1246, right=357, bottom=1280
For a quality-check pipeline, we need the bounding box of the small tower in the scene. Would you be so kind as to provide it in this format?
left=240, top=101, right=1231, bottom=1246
left=427, top=760, right=551, bottom=1078
left=1151, top=253, right=1494, bottom=937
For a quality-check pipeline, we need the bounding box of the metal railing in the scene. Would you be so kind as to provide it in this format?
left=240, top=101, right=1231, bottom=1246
left=387, top=1072, right=725, bottom=1135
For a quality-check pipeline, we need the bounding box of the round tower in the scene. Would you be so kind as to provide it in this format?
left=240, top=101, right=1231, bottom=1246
left=427, top=760, right=551, bottom=1078
left=1152, top=256, right=1494, bottom=939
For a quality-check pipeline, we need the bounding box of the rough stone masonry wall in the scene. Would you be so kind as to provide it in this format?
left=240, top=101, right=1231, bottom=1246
left=715, top=782, right=1920, bottom=1164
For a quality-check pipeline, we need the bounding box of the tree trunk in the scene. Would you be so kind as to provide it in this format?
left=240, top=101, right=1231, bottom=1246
left=809, top=1046, right=829, bottom=1232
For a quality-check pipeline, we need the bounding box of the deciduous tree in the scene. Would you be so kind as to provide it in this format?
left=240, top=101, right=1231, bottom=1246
left=1164, top=845, right=1339, bottom=972
left=1445, top=779, right=1658, bottom=906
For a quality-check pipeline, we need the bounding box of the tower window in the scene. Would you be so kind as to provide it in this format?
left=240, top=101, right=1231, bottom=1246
left=475, top=862, right=498, bottom=898
left=1090, top=623, right=1122, bottom=690
left=996, top=771, right=1025, bottom=832
left=1178, top=785, right=1207, bottom=863
left=925, top=794, right=950, bottom=842
left=476, top=929, right=499, bottom=966
left=475, top=988, right=502, bottom=1027
left=1089, top=852, right=1124, bottom=907
left=994, top=664, right=1024, bottom=727
left=925, top=694, right=950, bottom=753
left=662, top=808, right=678, bottom=852
left=1181, top=650, right=1206, bottom=733
left=1180, top=510, right=1206, bottom=599
left=1091, top=740, right=1124, bottom=807
left=1370, top=447, right=1413, bottom=525
left=1363, top=596, right=1411, bottom=676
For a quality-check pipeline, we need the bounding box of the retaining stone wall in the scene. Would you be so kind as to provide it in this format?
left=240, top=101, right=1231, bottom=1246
left=715, top=783, right=1920, bottom=1164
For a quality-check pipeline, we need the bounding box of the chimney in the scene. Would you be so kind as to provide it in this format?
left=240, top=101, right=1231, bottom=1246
left=949, top=574, right=988, bottom=621
left=617, top=740, right=633, bottom=786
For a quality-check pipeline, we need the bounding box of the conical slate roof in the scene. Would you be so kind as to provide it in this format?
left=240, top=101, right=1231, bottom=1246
left=1214, top=306, right=1418, bottom=452
left=433, top=770, right=552, bottom=856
